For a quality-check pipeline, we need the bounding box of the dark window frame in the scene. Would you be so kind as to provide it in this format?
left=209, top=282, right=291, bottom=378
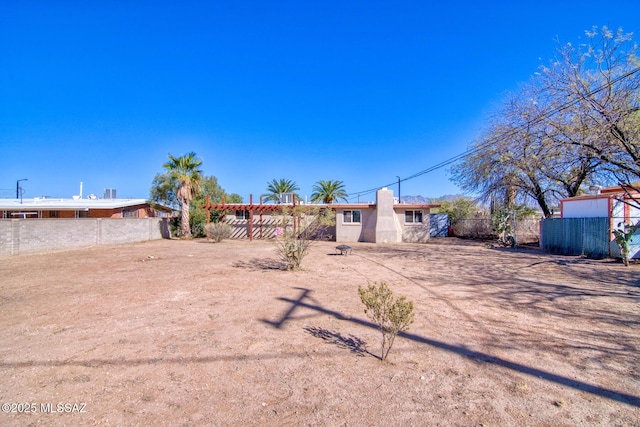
left=235, top=210, right=250, bottom=220
left=343, top=210, right=361, bottom=224
left=404, top=210, right=423, bottom=224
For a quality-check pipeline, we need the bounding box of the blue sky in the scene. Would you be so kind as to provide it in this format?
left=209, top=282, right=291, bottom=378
left=1, top=1, right=638, bottom=203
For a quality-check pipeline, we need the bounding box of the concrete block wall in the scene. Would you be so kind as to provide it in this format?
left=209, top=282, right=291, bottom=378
left=0, top=219, right=15, bottom=256
left=0, top=218, right=169, bottom=256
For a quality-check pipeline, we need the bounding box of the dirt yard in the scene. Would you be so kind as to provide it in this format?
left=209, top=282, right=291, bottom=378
left=0, top=238, right=638, bottom=426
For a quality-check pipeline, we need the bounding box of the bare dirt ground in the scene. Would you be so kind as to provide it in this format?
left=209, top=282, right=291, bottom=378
left=0, top=238, right=638, bottom=426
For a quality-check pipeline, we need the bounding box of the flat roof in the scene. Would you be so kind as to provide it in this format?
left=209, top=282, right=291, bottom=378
left=0, top=198, right=170, bottom=211
left=560, top=189, right=639, bottom=202
left=203, top=202, right=440, bottom=211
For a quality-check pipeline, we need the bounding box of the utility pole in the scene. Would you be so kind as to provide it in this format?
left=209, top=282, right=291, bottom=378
left=396, top=176, right=401, bottom=204
left=16, top=179, right=28, bottom=203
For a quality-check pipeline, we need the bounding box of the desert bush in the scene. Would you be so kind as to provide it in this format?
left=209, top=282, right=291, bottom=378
left=358, top=282, right=414, bottom=361
left=274, top=205, right=335, bottom=270
left=492, top=205, right=539, bottom=246
left=168, top=210, right=207, bottom=238
left=205, top=222, right=232, bottom=243
left=167, top=217, right=182, bottom=238
left=434, top=196, right=479, bottom=226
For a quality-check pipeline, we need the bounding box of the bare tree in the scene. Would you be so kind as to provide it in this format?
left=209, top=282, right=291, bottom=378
left=539, top=26, right=640, bottom=187
left=452, top=86, right=602, bottom=217
left=452, top=26, right=639, bottom=215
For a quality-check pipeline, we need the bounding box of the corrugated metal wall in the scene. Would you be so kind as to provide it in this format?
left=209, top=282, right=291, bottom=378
left=541, top=217, right=610, bottom=258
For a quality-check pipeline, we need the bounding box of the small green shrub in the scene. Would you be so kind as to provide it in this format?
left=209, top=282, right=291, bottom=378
left=358, top=282, right=414, bottom=361
left=613, top=221, right=639, bottom=266
left=205, top=222, right=232, bottom=243
left=169, top=217, right=181, bottom=238
left=492, top=208, right=513, bottom=245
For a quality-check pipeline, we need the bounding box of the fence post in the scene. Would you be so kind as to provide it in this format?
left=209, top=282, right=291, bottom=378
left=582, top=217, right=585, bottom=256
left=513, top=211, right=518, bottom=251
left=249, top=194, right=253, bottom=241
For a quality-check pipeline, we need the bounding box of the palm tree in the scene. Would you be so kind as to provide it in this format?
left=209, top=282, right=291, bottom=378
left=265, top=178, right=300, bottom=203
left=163, top=152, right=203, bottom=238
left=310, top=180, right=348, bottom=204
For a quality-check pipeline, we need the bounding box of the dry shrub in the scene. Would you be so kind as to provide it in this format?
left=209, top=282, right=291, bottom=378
left=358, top=282, right=414, bottom=361
left=205, top=222, right=232, bottom=243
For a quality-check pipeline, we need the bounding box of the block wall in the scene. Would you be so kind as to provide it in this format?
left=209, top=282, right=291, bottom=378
left=0, top=218, right=169, bottom=256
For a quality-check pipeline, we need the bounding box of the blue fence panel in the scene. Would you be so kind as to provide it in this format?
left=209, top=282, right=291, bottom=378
left=583, top=217, right=611, bottom=258
left=541, top=217, right=610, bottom=258
left=430, top=213, right=450, bottom=237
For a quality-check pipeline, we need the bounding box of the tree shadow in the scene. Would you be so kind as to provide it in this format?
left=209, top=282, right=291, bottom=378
left=303, top=325, right=372, bottom=358
left=263, top=287, right=640, bottom=408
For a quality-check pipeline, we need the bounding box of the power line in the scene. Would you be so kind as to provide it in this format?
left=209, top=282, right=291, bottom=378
left=347, top=66, right=640, bottom=202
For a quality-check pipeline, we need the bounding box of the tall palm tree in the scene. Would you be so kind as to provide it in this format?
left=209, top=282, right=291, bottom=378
left=163, top=152, right=203, bottom=238
left=265, top=178, right=300, bottom=203
left=310, top=180, right=348, bottom=204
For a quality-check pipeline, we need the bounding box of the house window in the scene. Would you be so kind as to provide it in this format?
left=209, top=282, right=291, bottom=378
left=46, top=210, right=58, bottom=218
left=235, top=210, right=250, bottom=220
left=343, top=210, right=361, bottom=224
left=123, top=209, right=139, bottom=218
left=405, top=210, right=423, bottom=224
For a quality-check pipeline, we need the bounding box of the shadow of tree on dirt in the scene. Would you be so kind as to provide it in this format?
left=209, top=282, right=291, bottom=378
left=356, top=241, right=640, bottom=300
left=232, top=258, right=285, bottom=271
left=303, top=326, right=371, bottom=358
left=262, top=287, right=640, bottom=408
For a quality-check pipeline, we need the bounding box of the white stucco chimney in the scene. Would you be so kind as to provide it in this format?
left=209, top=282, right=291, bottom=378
left=374, top=188, right=402, bottom=243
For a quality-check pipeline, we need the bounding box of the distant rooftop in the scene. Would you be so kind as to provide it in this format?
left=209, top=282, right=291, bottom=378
left=0, top=197, right=156, bottom=210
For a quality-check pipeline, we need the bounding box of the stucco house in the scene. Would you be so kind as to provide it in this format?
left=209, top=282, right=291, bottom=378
left=0, top=197, right=173, bottom=219
left=333, top=187, right=439, bottom=243
left=210, top=187, right=440, bottom=243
